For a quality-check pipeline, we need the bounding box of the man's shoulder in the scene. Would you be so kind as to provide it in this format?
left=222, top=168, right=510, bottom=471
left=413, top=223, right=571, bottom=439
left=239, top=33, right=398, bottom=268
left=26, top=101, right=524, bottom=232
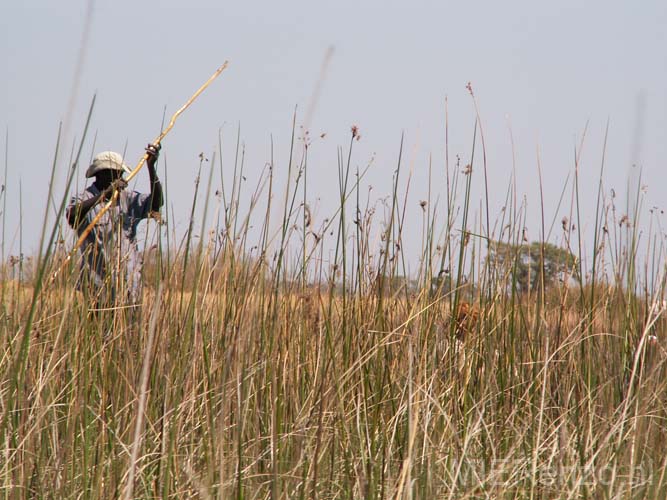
left=124, top=190, right=148, bottom=202
left=70, top=184, right=100, bottom=202
left=123, top=190, right=151, bottom=213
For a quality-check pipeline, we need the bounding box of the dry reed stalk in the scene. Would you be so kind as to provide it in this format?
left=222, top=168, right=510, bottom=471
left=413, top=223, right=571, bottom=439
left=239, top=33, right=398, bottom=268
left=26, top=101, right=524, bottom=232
left=123, top=284, right=163, bottom=500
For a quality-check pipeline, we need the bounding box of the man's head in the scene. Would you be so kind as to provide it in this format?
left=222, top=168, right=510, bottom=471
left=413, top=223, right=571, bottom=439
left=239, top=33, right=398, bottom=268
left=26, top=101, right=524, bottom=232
left=94, top=168, right=125, bottom=191
left=86, top=151, right=132, bottom=179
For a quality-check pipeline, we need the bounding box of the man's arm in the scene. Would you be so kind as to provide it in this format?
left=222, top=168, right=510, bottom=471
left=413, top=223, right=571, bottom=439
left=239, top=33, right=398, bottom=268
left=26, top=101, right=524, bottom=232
left=66, top=180, right=126, bottom=229
left=66, top=194, right=103, bottom=228
left=146, top=143, right=164, bottom=212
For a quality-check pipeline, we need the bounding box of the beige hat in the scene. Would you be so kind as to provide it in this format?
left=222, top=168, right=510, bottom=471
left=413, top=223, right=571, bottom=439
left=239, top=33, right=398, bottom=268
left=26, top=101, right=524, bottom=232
left=85, top=151, right=132, bottom=178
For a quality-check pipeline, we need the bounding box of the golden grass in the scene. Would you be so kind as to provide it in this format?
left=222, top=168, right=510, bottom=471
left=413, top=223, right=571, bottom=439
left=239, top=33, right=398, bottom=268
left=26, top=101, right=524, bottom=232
left=2, top=252, right=665, bottom=498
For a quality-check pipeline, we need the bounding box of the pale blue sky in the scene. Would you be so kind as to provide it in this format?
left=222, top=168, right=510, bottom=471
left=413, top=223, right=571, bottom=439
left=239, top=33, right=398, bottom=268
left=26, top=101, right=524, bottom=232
left=2, top=1, right=666, bottom=273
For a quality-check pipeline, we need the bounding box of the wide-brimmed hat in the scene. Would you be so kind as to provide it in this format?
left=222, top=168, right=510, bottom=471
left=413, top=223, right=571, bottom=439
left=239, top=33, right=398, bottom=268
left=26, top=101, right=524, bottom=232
left=85, top=151, right=132, bottom=178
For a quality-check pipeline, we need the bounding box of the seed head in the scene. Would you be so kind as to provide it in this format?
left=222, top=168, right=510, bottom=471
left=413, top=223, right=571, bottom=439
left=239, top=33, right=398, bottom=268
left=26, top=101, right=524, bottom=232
left=304, top=204, right=312, bottom=228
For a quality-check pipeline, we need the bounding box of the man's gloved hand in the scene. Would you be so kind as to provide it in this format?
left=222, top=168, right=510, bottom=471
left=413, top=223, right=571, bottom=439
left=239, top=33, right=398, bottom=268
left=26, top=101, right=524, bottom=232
left=146, top=143, right=161, bottom=168
left=101, top=178, right=128, bottom=200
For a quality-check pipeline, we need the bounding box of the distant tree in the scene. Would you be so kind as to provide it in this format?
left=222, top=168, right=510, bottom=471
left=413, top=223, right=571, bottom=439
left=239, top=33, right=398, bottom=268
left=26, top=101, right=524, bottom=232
left=487, top=240, right=576, bottom=292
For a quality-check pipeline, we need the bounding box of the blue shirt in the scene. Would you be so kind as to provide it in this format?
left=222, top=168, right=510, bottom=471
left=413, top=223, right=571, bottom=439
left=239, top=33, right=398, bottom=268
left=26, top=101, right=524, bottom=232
left=69, top=184, right=152, bottom=305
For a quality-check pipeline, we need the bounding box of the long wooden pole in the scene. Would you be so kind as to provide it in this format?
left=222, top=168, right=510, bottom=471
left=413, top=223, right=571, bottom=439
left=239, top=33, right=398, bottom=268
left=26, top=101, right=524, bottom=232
left=52, top=61, right=229, bottom=283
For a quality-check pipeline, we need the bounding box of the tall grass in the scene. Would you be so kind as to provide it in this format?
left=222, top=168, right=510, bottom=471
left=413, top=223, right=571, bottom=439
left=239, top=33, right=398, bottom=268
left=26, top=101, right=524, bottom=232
left=1, top=112, right=666, bottom=499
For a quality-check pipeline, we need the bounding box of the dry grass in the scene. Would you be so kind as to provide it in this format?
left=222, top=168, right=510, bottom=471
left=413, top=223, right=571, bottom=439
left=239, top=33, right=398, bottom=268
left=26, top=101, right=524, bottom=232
left=1, top=121, right=666, bottom=499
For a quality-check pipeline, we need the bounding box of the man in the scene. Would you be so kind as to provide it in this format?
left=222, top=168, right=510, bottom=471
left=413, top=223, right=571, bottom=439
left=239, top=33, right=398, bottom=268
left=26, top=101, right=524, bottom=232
left=66, top=144, right=163, bottom=309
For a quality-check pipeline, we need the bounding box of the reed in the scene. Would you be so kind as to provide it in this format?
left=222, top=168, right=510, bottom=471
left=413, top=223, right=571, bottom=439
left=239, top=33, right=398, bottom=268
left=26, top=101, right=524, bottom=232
left=1, top=106, right=666, bottom=499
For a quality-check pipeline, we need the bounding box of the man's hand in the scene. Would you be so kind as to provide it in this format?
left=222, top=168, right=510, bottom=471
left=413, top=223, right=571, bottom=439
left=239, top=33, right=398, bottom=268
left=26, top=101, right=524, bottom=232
left=101, top=178, right=128, bottom=200
left=146, top=143, right=161, bottom=169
